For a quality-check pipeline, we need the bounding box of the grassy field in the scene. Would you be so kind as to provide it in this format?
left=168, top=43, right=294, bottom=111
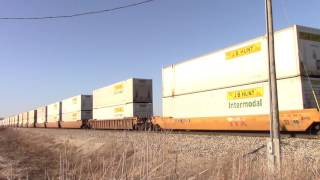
left=0, top=128, right=319, bottom=180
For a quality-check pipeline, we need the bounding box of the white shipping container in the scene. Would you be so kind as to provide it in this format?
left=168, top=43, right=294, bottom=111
left=163, top=77, right=320, bottom=118
left=22, top=112, right=28, bottom=122
left=12, top=116, right=16, bottom=126
left=13, top=115, right=18, bottom=126
left=62, top=95, right=92, bottom=114
left=3, top=119, right=4, bottom=126
left=9, top=117, right=12, bottom=126
left=18, top=113, right=23, bottom=123
left=47, top=102, right=62, bottom=122
left=93, top=78, right=152, bottom=109
left=93, top=103, right=153, bottom=120
left=62, top=111, right=92, bottom=122
left=163, top=25, right=320, bottom=97
left=37, top=106, right=47, bottom=124
left=6, top=118, right=9, bottom=125
left=6, top=118, right=9, bottom=126
left=28, top=110, right=37, bottom=125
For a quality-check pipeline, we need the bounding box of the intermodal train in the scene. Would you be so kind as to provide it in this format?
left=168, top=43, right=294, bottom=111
left=1, top=25, right=320, bottom=134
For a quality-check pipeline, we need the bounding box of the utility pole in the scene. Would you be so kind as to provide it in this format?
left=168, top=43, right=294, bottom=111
left=265, top=0, right=281, bottom=174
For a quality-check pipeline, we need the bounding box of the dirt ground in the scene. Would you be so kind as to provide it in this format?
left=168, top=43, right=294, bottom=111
left=0, top=128, right=60, bottom=179
left=0, top=128, right=319, bottom=180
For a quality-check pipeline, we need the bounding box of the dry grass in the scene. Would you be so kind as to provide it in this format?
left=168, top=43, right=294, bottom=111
left=0, top=128, right=319, bottom=180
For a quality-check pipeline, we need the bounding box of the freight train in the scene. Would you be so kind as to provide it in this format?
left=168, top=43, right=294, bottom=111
left=1, top=25, right=320, bottom=134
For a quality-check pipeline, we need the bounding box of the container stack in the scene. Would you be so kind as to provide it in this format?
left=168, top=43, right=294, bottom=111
left=22, top=112, right=28, bottom=127
left=18, top=113, right=23, bottom=127
left=13, top=115, right=18, bottom=127
left=61, top=95, right=92, bottom=128
left=28, top=110, right=37, bottom=128
left=8, top=117, right=12, bottom=127
left=93, top=78, right=153, bottom=120
left=36, top=106, right=47, bottom=128
left=162, top=25, right=320, bottom=118
left=47, top=102, right=62, bottom=128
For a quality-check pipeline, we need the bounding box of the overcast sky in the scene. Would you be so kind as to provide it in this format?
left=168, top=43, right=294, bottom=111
left=0, top=0, right=319, bottom=117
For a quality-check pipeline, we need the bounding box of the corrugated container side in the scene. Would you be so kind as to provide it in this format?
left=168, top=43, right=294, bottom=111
left=163, top=77, right=306, bottom=118
left=163, top=26, right=301, bottom=97
left=93, top=103, right=153, bottom=120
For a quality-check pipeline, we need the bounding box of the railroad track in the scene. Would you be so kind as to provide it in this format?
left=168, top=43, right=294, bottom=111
left=11, top=127, right=320, bottom=140
left=158, top=130, right=320, bottom=139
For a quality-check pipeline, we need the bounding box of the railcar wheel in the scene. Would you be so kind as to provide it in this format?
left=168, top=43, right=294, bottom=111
left=309, top=123, right=320, bottom=135
left=314, top=124, right=320, bottom=135
left=153, top=124, right=161, bottom=131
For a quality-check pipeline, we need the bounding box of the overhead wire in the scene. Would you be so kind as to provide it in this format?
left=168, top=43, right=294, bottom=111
left=0, top=0, right=155, bottom=20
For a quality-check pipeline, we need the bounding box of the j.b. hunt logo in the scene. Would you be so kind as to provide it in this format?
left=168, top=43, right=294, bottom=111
left=227, top=87, right=264, bottom=109
left=229, top=99, right=263, bottom=109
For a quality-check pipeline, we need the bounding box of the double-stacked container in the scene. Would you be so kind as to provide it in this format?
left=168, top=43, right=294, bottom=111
left=0, top=118, right=3, bottom=128
left=47, top=102, right=62, bottom=128
left=4, top=118, right=7, bottom=128
left=1, top=119, right=3, bottom=128
left=18, top=113, right=23, bottom=127
left=8, top=116, right=12, bottom=127
left=22, top=112, right=28, bottom=127
left=0, top=118, right=5, bottom=128
left=13, top=115, right=18, bottom=127
left=36, top=106, right=47, bottom=128
left=162, top=25, right=320, bottom=118
left=28, top=110, right=37, bottom=128
left=61, top=95, right=92, bottom=128
left=93, top=78, right=153, bottom=120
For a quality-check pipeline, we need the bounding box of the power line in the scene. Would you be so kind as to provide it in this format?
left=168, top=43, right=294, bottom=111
left=0, top=0, right=155, bottom=20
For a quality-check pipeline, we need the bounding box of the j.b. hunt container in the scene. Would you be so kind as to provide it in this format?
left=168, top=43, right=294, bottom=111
left=18, top=113, right=23, bottom=127
left=13, top=115, right=18, bottom=127
left=93, top=103, right=153, bottom=120
left=28, top=110, right=37, bottom=128
left=93, top=78, right=153, bottom=120
left=162, top=25, right=320, bottom=98
left=22, top=112, right=28, bottom=127
left=163, top=76, right=320, bottom=118
left=8, top=116, right=13, bottom=127
left=93, top=78, right=153, bottom=109
left=162, top=25, right=320, bottom=118
left=46, top=102, right=62, bottom=128
left=36, top=106, right=47, bottom=128
left=61, top=95, right=92, bottom=128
